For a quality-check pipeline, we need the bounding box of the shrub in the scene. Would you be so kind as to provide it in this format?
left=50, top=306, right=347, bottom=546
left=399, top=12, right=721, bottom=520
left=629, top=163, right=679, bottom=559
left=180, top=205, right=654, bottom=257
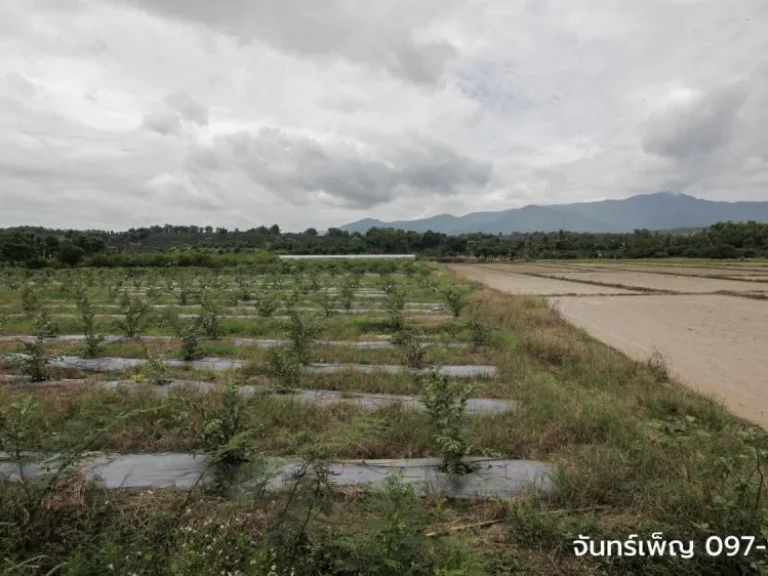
left=420, top=368, right=474, bottom=475
left=441, top=286, right=468, bottom=318
left=76, top=292, right=104, bottom=358
left=16, top=315, right=52, bottom=382
left=178, top=280, right=191, bottom=305
left=255, top=293, right=280, bottom=317
left=287, top=311, right=319, bottom=365
left=19, top=285, right=41, bottom=318
left=118, top=296, right=150, bottom=338
left=199, top=292, right=222, bottom=339
left=176, top=319, right=202, bottom=360
left=202, top=379, right=248, bottom=467
left=318, top=290, right=336, bottom=318
left=307, top=272, right=321, bottom=292
left=385, top=285, right=407, bottom=332
left=236, top=275, right=252, bottom=301
left=393, top=327, right=424, bottom=369
left=339, top=275, right=359, bottom=310
left=467, top=317, right=492, bottom=347
left=268, top=345, right=301, bottom=389
left=284, top=289, right=301, bottom=313
left=141, top=348, right=170, bottom=385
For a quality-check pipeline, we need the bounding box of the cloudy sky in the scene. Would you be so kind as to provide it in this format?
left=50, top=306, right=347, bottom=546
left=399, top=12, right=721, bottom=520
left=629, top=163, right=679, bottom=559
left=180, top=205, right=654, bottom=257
left=1, top=0, right=767, bottom=231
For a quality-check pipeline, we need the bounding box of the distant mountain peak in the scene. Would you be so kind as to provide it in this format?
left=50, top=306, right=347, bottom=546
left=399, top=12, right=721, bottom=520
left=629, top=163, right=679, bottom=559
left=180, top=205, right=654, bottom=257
left=339, top=193, right=768, bottom=235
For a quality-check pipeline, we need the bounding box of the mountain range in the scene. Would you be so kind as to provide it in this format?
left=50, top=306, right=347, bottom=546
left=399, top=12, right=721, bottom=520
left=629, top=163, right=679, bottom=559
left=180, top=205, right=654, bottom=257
left=339, top=192, right=768, bottom=235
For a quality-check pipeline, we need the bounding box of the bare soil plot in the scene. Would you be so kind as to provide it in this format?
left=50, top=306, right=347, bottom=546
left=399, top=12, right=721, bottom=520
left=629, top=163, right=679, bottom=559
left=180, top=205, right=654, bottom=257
left=480, top=263, right=585, bottom=275
left=558, top=262, right=768, bottom=278
left=446, top=264, right=640, bottom=295
left=541, top=270, right=768, bottom=294
left=550, top=294, right=768, bottom=427
left=564, top=261, right=768, bottom=274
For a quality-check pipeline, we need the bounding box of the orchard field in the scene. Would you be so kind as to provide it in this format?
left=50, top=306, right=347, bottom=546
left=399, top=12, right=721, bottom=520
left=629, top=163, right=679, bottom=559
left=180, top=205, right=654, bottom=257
left=1, top=258, right=768, bottom=575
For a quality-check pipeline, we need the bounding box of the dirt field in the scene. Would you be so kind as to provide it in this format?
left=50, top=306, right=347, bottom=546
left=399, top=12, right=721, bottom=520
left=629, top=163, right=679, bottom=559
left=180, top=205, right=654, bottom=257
left=540, top=270, right=768, bottom=294
left=565, top=261, right=768, bottom=273
left=559, top=262, right=768, bottom=278
left=550, top=295, right=768, bottom=427
left=446, top=264, right=640, bottom=295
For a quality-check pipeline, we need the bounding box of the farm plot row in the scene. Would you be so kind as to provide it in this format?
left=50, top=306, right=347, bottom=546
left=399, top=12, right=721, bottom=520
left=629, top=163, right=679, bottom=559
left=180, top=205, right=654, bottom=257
left=1, top=265, right=532, bottom=503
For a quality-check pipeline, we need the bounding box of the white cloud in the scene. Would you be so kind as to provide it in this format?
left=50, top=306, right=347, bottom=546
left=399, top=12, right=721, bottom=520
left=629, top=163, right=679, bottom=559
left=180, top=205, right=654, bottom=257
left=0, top=0, right=766, bottom=231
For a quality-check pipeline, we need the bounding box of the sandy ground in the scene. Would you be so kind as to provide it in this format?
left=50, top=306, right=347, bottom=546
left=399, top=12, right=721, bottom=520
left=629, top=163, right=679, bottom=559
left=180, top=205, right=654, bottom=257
left=447, top=264, right=640, bottom=295
left=540, top=270, right=768, bottom=294
left=477, top=263, right=584, bottom=275
left=565, top=262, right=768, bottom=275
left=550, top=295, right=768, bottom=427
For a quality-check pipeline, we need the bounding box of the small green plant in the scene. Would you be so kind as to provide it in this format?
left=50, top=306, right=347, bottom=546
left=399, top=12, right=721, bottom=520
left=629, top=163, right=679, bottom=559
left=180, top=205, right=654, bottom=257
left=386, top=284, right=406, bottom=311
left=421, top=368, right=474, bottom=475
left=141, top=347, right=170, bottom=385
left=20, top=285, right=41, bottom=318
left=307, top=272, right=321, bottom=292
left=16, top=316, right=51, bottom=382
left=385, top=285, right=407, bottom=332
left=176, top=319, right=202, bottom=360
left=76, top=292, right=104, bottom=358
left=237, top=275, right=252, bottom=302
left=286, top=311, right=319, bottom=365
left=318, top=290, right=336, bottom=318
left=284, top=289, right=302, bottom=313
left=441, top=286, right=468, bottom=318
left=118, top=296, right=150, bottom=338
left=178, top=279, right=191, bottom=305
left=268, top=345, right=302, bottom=390
left=199, top=292, right=222, bottom=339
left=467, top=317, right=492, bottom=347
left=33, top=309, right=57, bottom=338
left=202, top=379, right=248, bottom=468
left=339, top=275, right=359, bottom=310
left=145, top=284, right=160, bottom=301
left=393, top=327, right=425, bottom=368
left=255, top=293, right=280, bottom=317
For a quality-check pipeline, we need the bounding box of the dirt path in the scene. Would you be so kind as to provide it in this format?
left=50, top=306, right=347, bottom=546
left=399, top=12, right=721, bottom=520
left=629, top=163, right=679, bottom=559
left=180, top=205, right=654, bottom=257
left=550, top=295, right=768, bottom=427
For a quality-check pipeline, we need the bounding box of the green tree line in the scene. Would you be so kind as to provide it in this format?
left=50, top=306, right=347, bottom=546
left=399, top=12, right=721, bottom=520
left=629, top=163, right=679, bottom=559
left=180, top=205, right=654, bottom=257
left=1, top=221, right=767, bottom=267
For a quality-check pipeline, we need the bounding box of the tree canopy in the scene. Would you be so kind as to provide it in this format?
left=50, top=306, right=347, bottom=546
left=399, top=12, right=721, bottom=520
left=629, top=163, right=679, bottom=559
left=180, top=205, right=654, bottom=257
left=1, top=221, right=767, bottom=267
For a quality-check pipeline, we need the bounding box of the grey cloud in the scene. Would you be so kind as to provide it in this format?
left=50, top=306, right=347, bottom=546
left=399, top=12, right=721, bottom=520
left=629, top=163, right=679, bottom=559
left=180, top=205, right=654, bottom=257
left=111, top=0, right=458, bottom=84
left=142, top=110, right=181, bottom=135
left=642, top=83, right=749, bottom=159
left=142, top=92, right=208, bottom=135
left=189, top=128, right=491, bottom=208
left=164, top=91, right=208, bottom=126
left=0, top=72, right=36, bottom=99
